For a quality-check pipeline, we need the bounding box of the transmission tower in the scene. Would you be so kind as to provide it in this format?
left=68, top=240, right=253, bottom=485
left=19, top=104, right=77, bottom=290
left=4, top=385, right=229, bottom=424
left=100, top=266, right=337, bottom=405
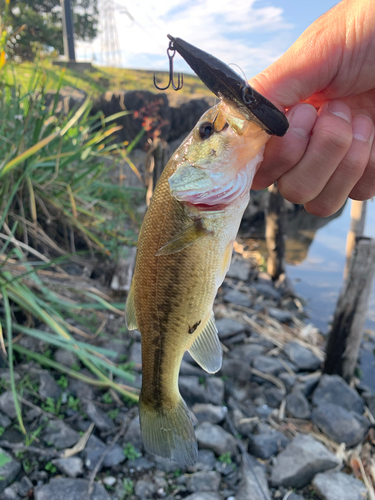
left=99, top=0, right=122, bottom=67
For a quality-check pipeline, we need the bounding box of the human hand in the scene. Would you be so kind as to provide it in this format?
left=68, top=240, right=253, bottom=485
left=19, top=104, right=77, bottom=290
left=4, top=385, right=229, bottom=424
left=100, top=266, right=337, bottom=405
left=250, top=0, right=375, bottom=216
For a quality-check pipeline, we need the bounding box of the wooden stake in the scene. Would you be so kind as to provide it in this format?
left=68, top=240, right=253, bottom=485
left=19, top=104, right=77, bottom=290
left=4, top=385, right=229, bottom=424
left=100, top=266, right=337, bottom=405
left=344, top=200, right=367, bottom=279
left=265, top=183, right=285, bottom=280
left=324, top=236, right=375, bottom=381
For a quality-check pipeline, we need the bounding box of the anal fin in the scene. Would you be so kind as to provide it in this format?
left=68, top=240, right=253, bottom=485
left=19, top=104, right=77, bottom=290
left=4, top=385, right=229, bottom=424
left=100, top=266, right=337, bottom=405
left=156, top=220, right=210, bottom=257
left=125, top=285, right=137, bottom=330
left=188, top=313, right=222, bottom=373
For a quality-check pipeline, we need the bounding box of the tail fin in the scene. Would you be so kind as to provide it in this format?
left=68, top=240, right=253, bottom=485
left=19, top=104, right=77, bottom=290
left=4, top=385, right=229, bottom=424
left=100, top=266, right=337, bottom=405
left=139, top=395, right=198, bottom=467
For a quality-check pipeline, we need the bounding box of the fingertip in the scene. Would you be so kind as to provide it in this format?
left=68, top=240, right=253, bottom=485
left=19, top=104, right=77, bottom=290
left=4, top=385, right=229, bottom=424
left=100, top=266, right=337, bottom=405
left=287, top=103, right=317, bottom=139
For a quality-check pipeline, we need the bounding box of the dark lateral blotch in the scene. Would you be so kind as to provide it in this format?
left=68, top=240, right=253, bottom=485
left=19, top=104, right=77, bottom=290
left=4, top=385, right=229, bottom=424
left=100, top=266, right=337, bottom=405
left=188, top=320, right=201, bottom=334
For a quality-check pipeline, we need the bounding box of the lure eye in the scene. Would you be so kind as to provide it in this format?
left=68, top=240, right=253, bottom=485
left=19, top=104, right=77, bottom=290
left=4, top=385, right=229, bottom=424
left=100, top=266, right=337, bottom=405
left=198, top=121, right=214, bottom=140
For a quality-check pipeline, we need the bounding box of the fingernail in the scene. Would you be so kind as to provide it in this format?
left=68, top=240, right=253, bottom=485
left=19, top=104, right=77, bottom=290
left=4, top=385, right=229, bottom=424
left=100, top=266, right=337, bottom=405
left=288, top=104, right=317, bottom=139
left=353, top=115, right=374, bottom=142
left=326, top=101, right=351, bottom=122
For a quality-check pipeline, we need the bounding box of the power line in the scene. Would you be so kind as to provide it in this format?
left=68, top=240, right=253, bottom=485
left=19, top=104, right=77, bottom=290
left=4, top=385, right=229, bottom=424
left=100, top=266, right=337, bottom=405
left=99, top=0, right=122, bottom=67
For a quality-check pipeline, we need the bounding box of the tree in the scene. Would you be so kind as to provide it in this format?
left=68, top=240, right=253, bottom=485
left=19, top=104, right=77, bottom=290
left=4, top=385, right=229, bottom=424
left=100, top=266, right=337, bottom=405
left=1, top=0, right=98, bottom=61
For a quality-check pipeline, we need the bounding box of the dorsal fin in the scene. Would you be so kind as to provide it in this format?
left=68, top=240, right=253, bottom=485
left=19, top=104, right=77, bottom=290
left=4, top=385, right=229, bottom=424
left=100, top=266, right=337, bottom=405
left=188, top=313, right=222, bottom=373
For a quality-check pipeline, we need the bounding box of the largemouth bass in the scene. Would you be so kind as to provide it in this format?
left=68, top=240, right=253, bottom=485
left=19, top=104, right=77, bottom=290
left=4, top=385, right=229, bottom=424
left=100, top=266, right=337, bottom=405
left=126, top=36, right=288, bottom=466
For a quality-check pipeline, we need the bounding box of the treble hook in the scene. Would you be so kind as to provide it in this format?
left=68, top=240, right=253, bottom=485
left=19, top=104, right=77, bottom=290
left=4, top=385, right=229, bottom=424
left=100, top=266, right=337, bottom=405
left=154, top=39, right=183, bottom=91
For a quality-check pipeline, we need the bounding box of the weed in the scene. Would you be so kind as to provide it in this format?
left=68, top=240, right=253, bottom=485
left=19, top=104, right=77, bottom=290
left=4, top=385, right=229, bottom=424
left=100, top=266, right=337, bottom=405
left=0, top=427, right=4, bottom=437
left=67, top=395, right=80, bottom=411
left=102, top=392, right=113, bottom=404
left=108, top=408, right=119, bottom=420
left=45, top=461, right=57, bottom=473
left=41, top=397, right=62, bottom=416
left=0, top=452, right=11, bottom=468
left=218, top=452, right=233, bottom=465
left=121, top=478, right=134, bottom=499
left=173, top=469, right=182, bottom=478
left=57, top=375, right=68, bottom=389
left=22, top=458, right=32, bottom=473
left=123, top=443, right=140, bottom=461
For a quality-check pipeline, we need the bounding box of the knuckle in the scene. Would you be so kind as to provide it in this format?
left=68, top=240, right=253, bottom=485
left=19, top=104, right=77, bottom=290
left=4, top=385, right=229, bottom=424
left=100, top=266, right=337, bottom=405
left=320, top=126, right=352, bottom=153
left=278, top=176, right=312, bottom=204
left=304, top=199, right=336, bottom=218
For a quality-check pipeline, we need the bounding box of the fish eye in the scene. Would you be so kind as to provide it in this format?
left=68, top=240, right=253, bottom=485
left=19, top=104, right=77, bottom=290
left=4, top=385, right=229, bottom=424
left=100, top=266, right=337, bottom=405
left=198, top=121, right=214, bottom=140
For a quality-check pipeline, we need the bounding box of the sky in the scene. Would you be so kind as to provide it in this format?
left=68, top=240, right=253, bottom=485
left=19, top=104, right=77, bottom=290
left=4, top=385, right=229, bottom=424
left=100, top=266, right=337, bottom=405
left=76, top=0, right=338, bottom=78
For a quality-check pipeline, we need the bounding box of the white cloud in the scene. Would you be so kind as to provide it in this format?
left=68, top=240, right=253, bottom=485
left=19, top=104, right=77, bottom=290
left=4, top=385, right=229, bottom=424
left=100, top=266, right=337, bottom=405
left=76, top=0, right=294, bottom=77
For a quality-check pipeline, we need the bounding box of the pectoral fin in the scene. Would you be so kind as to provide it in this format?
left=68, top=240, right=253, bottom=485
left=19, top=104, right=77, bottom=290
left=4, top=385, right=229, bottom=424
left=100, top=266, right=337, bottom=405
left=125, top=285, right=137, bottom=330
left=188, top=313, right=222, bottom=373
left=156, top=220, right=210, bottom=256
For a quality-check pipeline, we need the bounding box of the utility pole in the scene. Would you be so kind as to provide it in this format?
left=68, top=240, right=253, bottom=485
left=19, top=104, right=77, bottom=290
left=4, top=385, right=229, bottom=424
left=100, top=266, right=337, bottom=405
left=61, top=0, right=76, bottom=61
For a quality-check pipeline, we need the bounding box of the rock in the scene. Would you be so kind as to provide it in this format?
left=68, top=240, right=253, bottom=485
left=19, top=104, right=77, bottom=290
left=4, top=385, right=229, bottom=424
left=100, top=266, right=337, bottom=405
left=0, top=412, right=11, bottom=429
left=268, top=307, right=293, bottom=323
left=252, top=356, right=284, bottom=375
left=42, top=420, right=79, bottom=449
left=54, top=349, right=77, bottom=368
left=220, top=359, right=251, bottom=383
left=235, top=454, right=271, bottom=500
left=134, top=479, right=156, bottom=499
left=153, top=456, right=181, bottom=473
left=85, top=402, right=115, bottom=432
left=184, top=493, right=221, bottom=500
left=18, top=476, right=33, bottom=497
left=187, top=471, right=221, bottom=492
left=287, top=495, right=306, bottom=500
left=312, top=471, right=368, bottom=500
left=278, top=373, right=296, bottom=392
left=192, top=404, right=227, bottom=424
left=206, top=377, right=225, bottom=405
left=129, top=342, right=142, bottom=367
left=311, top=403, right=370, bottom=447
left=45, top=87, right=87, bottom=115
left=223, top=290, right=252, bottom=308
left=0, top=392, right=19, bottom=419
left=216, top=319, right=245, bottom=340
left=193, top=449, right=217, bottom=471
left=1, top=486, right=19, bottom=499
left=294, top=374, right=320, bottom=397
left=252, top=283, right=281, bottom=300
left=123, top=414, right=143, bottom=449
left=127, top=456, right=155, bottom=471
left=180, top=360, right=205, bottom=376
left=196, top=422, right=237, bottom=456
left=39, top=371, right=62, bottom=400
left=283, top=342, right=321, bottom=371
left=229, top=344, right=266, bottom=362
left=34, top=478, right=110, bottom=500
left=168, top=95, right=214, bottom=142
left=83, top=435, right=125, bottom=470
left=270, top=434, right=340, bottom=488
left=110, top=246, right=137, bottom=292
left=68, top=379, right=95, bottom=401
left=179, top=377, right=207, bottom=405
left=312, top=375, right=365, bottom=414
left=248, top=424, right=289, bottom=459
left=285, top=391, right=311, bottom=419
left=51, top=457, right=83, bottom=478
left=103, top=476, right=116, bottom=487
left=226, top=260, right=251, bottom=281
left=0, top=448, right=21, bottom=494
left=263, top=387, right=285, bottom=408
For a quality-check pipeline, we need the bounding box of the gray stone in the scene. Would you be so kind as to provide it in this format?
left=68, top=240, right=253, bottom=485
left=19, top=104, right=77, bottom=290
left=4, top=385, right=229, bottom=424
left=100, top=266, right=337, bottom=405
left=248, top=424, right=289, bottom=459
left=54, top=348, right=77, bottom=368
left=295, top=374, right=320, bottom=397
left=103, top=476, right=116, bottom=487
left=42, top=419, right=79, bottom=449
left=51, top=457, right=83, bottom=478
left=85, top=401, right=115, bottom=432
left=1, top=485, right=20, bottom=499
left=129, top=342, right=142, bottom=366
left=0, top=392, right=19, bottom=419
left=194, top=449, right=217, bottom=471
left=184, top=493, right=221, bottom=500
left=187, top=471, right=220, bottom=492
left=192, top=404, right=227, bottom=424
left=123, top=415, right=142, bottom=449
left=180, top=360, right=205, bottom=376
left=285, top=391, right=311, bottom=419
left=0, top=448, right=21, bottom=494
left=18, top=476, right=33, bottom=496
left=83, top=435, right=125, bottom=470
left=68, top=379, right=95, bottom=401
left=127, top=456, right=155, bottom=471
left=311, top=403, right=370, bottom=447
left=235, top=454, right=271, bottom=500
left=215, top=460, right=235, bottom=476
left=34, top=478, right=110, bottom=500
left=252, top=283, right=281, bottom=300
left=263, top=387, right=284, bottom=408
left=312, top=471, right=368, bottom=500
left=0, top=412, right=11, bottom=429
left=279, top=372, right=296, bottom=392
left=312, top=375, right=365, bottom=414
left=287, top=495, right=306, bottom=500
left=134, top=479, right=156, bottom=499
left=252, top=356, right=284, bottom=375
left=220, top=359, right=251, bottom=383
left=196, top=422, right=237, bottom=456
left=230, top=344, right=266, bottom=362
left=226, top=260, right=250, bottom=281
left=179, top=377, right=207, bottom=405
left=223, top=290, right=252, bottom=308
left=216, top=319, right=245, bottom=340
left=153, top=456, right=181, bottom=473
left=39, top=371, right=62, bottom=401
left=283, top=342, right=321, bottom=371
left=268, top=307, right=293, bottom=323
left=270, top=434, right=340, bottom=488
left=206, top=377, right=224, bottom=405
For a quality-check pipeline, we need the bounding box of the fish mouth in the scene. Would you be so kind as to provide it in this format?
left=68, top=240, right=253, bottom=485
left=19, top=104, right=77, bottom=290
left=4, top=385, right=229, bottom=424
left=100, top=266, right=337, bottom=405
left=167, top=35, right=289, bottom=137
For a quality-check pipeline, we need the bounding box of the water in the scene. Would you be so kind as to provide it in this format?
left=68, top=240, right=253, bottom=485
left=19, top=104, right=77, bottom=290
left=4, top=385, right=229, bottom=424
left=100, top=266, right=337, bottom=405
left=285, top=200, right=375, bottom=333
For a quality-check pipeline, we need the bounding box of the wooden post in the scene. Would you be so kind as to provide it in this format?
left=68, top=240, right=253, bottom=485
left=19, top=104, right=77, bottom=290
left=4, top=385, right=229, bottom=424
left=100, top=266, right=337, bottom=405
left=265, top=183, right=285, bottom=280
left=344, top=200, right=367, bottom=279
left=324, top=237, right=375, bottom=381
